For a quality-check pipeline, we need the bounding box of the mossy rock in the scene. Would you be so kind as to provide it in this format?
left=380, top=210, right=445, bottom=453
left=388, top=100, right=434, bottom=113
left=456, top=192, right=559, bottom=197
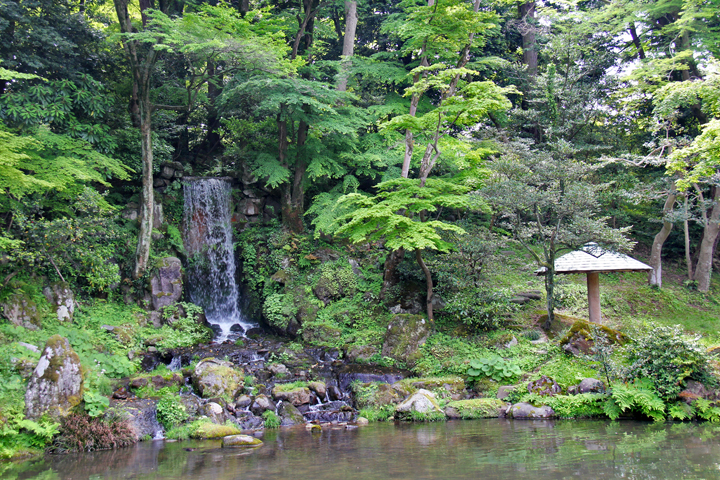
left=301, top=322, right=342, bottom=347
left=538, top=313, right=585, bottom=337
left=192, top=358, right=244, bottom=399
left=192, top=422, right=241, bottom=439
left=223, top=434, right=263, bottom=448
left=394, top=376, right=465, bottom=397
left=445, top=399, right=508, bottom=419
left=559, top=319, right=627, bottom=356
left=382, top=314, right=431, bottom=367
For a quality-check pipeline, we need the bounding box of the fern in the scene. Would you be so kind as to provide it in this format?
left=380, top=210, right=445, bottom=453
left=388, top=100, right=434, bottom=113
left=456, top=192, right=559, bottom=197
left=668, top=402, right=694, bottom=421
left=695, top=398, right=720, bottom=422
left=605, top=379, right=666, bottom=422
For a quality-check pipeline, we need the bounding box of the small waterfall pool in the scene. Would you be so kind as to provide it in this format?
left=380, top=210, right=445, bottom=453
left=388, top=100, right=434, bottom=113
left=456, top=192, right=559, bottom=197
left=183, top=177, right=255, bottom=340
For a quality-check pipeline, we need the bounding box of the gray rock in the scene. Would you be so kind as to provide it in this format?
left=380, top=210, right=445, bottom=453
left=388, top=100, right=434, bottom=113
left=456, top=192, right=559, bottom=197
left=278, top=401, right=305, bottom=426
left=382, top=314, right=431, bottom=367
left=201, top=402, right=226, bottom=424
left=272, top=386, right=311, bottom=406
left=18, top=342, right=39, bottom=353
left=106, top=399, right=159, bottom=441
left=192, top=358, right=244, bottom=399
left=395, top=389, right=443, bottom=418
left=223, top=434, right=263, bottom=447
left=308, top=381, right=327, bottom=399
left=250, top=394, right=276, bottom=416
left=578, top=378, right=605, bottom=394
left=235, top=395, right=253, bottom=409
left=497, top=386, right=516, bottom=400
left=24, top=335, right=83, bottom=420
left=268, top=363, right=289, bottom=377
left=346, top=345, right=377, bottom=363
left=149, top=257, right=183, bottom=311
left=43, top=282, right=76, bottom=322
left=348, top=258, right=362, bottom=276
left=510, top=402, right=554, bottom=419
left=2, top=293, right=42, bottom=330
left=506, top=336, right=518, bottom=348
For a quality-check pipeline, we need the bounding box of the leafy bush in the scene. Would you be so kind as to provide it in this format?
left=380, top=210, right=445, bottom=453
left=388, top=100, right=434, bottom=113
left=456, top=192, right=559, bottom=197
left=153, top=315, right=213, bottom=350
left=262, top=410, right=281, bottom=429
left=156, top=397, right=188, bottom=430
left=52, top=413, right=136, bottom=453
left=440, top=289, right=514, bottom=331
left=467, top=355, right=521, bottom=383
left=621, top=325, right=711, bottom=401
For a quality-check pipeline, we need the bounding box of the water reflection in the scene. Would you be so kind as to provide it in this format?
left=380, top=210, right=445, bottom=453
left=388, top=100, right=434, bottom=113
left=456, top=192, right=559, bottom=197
left=4, top=420, right=720, bottom=480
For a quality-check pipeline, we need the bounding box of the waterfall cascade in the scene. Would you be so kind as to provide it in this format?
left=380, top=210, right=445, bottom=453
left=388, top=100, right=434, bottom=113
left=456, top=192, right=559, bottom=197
left=183, top=178, right=254, bottom=340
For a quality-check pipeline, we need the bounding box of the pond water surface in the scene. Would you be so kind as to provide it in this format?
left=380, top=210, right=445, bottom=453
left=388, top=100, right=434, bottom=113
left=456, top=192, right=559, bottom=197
left=5, top=419, right=720, bottom=480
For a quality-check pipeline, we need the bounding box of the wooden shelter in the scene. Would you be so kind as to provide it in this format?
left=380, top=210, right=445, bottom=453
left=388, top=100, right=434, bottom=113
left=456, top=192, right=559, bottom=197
left=536, top=243, right=652, bottom=323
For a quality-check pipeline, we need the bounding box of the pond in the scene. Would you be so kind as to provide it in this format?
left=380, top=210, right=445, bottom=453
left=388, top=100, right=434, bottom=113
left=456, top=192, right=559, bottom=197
left=5, top=419, right=720, bottom=480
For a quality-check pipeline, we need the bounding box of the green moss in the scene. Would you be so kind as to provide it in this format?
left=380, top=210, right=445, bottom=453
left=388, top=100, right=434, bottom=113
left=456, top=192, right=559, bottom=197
left=192, top=422, right=241, bottom=439
left=559, top=319, right=628, bottom=346
left=445, top=398, right=506, bottom=419
left=273, top=381, right=309, bottom=392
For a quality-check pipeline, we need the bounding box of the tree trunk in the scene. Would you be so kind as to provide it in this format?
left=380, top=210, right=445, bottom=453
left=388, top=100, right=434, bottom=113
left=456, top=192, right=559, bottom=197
left=684, top=195, right=693, bottom=281
left=133, top=94, right=154, bottom=279
left=648, top=192, right=677, bottom=287
left=337, top=0, right=357, bottom=92
left=380, top=248, right=405, bottom=300
left=415, top=249, right=434, bottom=321
left=543, top=266, right=555, bottom=330
left=695, top=186, right=720, bottom=292
left=519, top=2, right=537, bottom=78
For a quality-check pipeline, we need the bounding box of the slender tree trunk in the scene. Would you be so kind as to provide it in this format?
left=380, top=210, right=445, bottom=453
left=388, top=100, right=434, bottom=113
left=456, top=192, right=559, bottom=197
left=380, top=248, right=405, bottom=300
left=133, top=92, right=154, bottom=279
left=648, top=192, right=677, bottom=287
left=519, top=2, right=537, bottom=78
left=628, top=23, right=646, bottom=60
left=415, top=249, right=434, bottom=321
left=544, top=266, right=555, bottom=330
left=337, top=0, right=357, bottom=92
left=684, top=195, right=693, bottom=281
left=695, top=186, right=720, bottom=292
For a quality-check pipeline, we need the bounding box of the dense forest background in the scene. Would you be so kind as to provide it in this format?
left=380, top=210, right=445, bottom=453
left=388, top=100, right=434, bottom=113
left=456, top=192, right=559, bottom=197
left=2, top=0, right=720, bottom=311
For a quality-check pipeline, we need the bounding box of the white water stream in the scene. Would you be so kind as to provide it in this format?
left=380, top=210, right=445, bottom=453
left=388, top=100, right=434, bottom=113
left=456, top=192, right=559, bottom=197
left=183, top=178, right=254, bottom=340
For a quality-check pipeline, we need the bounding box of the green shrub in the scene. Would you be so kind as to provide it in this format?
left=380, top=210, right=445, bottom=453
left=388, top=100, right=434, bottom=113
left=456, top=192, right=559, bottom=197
left=262, top=410, right=281, bottom=429
left=156, top=397, right=188, bottom=430
left=358, top=406, right=395, bottom=422
left=621, top=325, right=711, bottom=401
left=440, top=289, right=514, bottom=331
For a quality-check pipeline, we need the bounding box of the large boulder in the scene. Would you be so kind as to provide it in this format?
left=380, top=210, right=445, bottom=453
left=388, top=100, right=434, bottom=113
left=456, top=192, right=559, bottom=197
left=382, top=314, right=431, bottom=367
left=510, top=402, right=555, bottom=419
left=192, top=358, right=244, bottom=399
left=149, top=257, right=183, bottom=311
left=2, top=292, right=42, bottom=330
left=43, top=282, right=76, bottom=322
left=394, top=389, right=444, bottom=421
left=25, top=335, right=83, bottom=420
left=278, top=401, right=305, bottom=426
left=272, top=385, right=312, bottom=406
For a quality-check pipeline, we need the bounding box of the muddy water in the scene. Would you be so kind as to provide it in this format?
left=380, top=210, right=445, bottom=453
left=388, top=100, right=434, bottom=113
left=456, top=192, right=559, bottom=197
left=6, top=419, right=720, bottom=480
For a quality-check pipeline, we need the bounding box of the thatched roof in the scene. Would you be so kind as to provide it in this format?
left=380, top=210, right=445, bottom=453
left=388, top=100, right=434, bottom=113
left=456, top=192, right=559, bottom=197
left=536, top=243, right=652, bottom=275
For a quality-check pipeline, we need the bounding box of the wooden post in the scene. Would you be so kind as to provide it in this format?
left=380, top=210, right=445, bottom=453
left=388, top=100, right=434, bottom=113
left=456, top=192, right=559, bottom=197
left=586, top=272, right=601, bottom=324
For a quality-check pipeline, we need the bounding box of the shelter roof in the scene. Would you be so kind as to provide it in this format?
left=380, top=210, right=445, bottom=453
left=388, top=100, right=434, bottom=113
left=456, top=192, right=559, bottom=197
left=536, top=243, right=652, bottom=275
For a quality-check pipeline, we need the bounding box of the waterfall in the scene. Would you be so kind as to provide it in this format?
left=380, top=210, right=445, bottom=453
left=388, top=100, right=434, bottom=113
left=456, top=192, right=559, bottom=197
left=183, top=178, right=254, bottom=340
